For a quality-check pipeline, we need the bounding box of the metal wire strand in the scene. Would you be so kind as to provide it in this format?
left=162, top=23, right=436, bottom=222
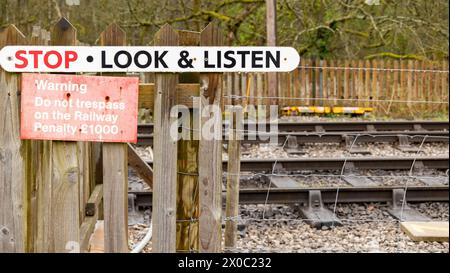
left=223, top=95, right=449, bottom=105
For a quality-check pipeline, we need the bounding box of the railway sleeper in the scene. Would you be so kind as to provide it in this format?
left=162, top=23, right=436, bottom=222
left=241, top=143, right=252, bottom=155
left=397, top=135, right=421, bottom=153
left=417, top=176, right=449, bottom=186
left=283, top=135, right=305, bottom=155
left=342, top=162, right=379, bottom=187
left=344, top=135, right=371, bottom=154
left=299, top=190, right=342, bottom=229
left=387, top=189, right=431, bottom=222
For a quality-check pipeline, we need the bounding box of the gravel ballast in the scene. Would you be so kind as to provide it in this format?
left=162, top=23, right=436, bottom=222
left=127, top=203, right=449, bottom=253
left=232, top=202, right=449, bottom=253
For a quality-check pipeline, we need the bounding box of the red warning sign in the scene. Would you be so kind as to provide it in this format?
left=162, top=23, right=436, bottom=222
left=20, top=73, right=139, bottom=143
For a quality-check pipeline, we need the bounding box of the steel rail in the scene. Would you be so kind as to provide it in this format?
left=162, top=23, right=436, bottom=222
left=137, top=121, right=449, bottom=145
left=137, top=131, right=449, bottom=146
left=145, top=157, right=449, bottom=171
left=130, top=186, right=449, bottom=207
left=231, top=157, right=450, bottom=171
left=137, top=121, right=449, bottom=134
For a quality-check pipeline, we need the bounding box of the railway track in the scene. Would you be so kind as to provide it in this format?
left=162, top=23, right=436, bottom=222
left=137, top=120, right=449, bottom=145
left=129, top=185, right=449, bottom=207
left=134, top=121, right=449, bottom=224
left=145, top=156, right=449, bottom=171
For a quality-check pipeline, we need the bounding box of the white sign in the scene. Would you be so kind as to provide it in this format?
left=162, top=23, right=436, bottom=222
left=0, top=46, right=300, bottom=73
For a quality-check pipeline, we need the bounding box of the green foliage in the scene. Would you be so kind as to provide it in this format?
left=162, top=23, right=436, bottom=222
left=1, top=0, right=448, bottom=60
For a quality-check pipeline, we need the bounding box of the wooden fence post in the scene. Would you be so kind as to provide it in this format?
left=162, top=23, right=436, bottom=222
left=99, top=23, right=129, bottom=253
left=198, top=23, right=223, bottom=252
left=0, top=25, right=27, bottom=253
left=49, top=17, right=81, bottom=253
left=266, top=0, right=278, bottom=106
left=176, top=30, right=201, bottom=252
left=224, top=71, right=242, bottom=250
left=28, top=27, right=52, bottom=253
left=152, top=24, right=179, bottom=253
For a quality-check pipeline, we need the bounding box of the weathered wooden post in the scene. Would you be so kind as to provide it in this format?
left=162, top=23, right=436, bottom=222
left=0, top=24, right=28, bottom=253
left=198, top=23, right=223, bottom=252
left=176, top=29, right=200, bottom=252
left=152, top=24, right=179, bottom=253
left=99, top=23, right=129, bottom=253
left=266, top=0, right=278, bottom=106
left=224, top=70, right=242, bottom=250
left=28, top=26, right=52, bottom=253
left=49, top=17, right=81, bottom=253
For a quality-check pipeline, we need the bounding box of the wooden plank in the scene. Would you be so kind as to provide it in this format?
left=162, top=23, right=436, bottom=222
left=80, top=185, right=103, bottom=252
left=287, top=72, right=292, bottom=106
left=300, top=59, right=307, bottom=105
left=378, top=60, right=385, bottom=110
left=306, top=59, right=313, bottom=105
left=293, top=68, right=300, bottom=106
left=428, top=61, right=435, bottom=110
left=336, top=59, right=342, bottom=105
left=433, top=61, right=441, bottom=112
left=49, top=17, right=81, bottom=253
left=127, top=143, right=153, bottom=189
left=322, top=60, right=328, bottom=106
left=407, top=60, right=413, bottom=110
left=421, top=61, right=427, bottom=112
left=414, top=60, right=420, bottom=106
left=358, top=60, right=364, bottom=107
left=442, top=61, right=449, bottom=112
left=344, top=60, right=350, bottom=106
left=224, top=114, right=241, bottom=250
left=234, top=73, right=241, bottom=105
left=256, top=73, right=263, bottom=107
left=102, top=144, right=128, bottom=252
left=314, top=59, right=320, bottom=105
left=401, top=222, right=449, bottom=242
left=400, top=60, right=406, bottom=107
left=249, top=73, right=255, bottom=106
left=393, top=60, right=399, bottom=102
left=177, top=30, right=200, bottom=46
left=224, top=70, right=242, bottom=250
left=176, top=32, right=201, bottom=253
left=278, top=72, right=286, bottom=107
left=198, top=23, right=223, bottom=253
left=27, top=28, right=49, bottom=252
left=242, top=73, right=247, bottom=107
left=329, top=60, right=336, bottom=105
left=138, top=83, right=199, bottom=111
left=385, top=60, right=393, bottom=113
left=351, top=59, right=358, bottom=102
left=51, top=141, right=80, bottom=253
left=225, top=73, right=234, bottom=105
left=371, top=59, right=378, bottom=108
left=99, top=23, right=129, bottom=253
left=152, top=24, right=179, bottom=253
left=364, top=60, right=371, bottom=107
left=0, top=25, right=27, bottom=253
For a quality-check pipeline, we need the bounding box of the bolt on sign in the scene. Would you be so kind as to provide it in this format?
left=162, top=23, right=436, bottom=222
left=0, top=46, right=300, bottom=72
left=20, top=73, right=139, bottom=143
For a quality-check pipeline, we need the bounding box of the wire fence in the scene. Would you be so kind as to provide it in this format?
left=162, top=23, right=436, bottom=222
left=222, top=60, right=449, bottom=115
left=219, top=131, right=449, bottom=253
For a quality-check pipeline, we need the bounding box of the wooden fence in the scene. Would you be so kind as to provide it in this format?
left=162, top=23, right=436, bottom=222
left=0, top=18, right=224, bottom=253
left=1, top=18, right=448, bottom=254
left=223, top=59, right=449, bottom=116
